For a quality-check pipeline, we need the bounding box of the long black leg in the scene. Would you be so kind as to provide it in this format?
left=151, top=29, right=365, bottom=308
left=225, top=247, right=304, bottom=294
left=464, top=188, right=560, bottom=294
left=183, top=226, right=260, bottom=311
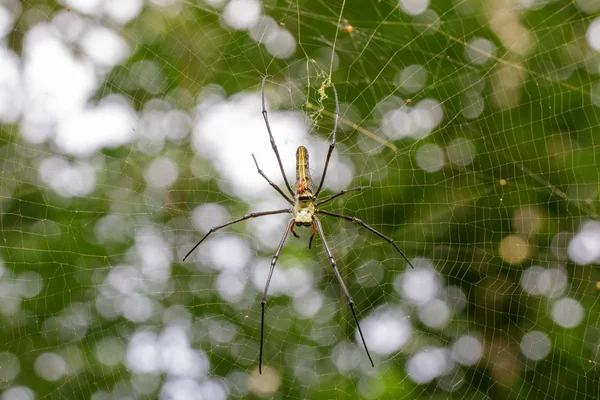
left=315, top=185, right=370, bottom=207
left=314, top=82, right=339, bottom=197
left=252, top=154, right=294, bottom=205
left=317, top=210, right=414, bottom=269
left=261, top=76, right=295, bottom=197
left=313, top=217, right=374, bottom=367
left=182, top=209, right=291, bottom=261
left=260, top=218, right=295, bottom=374
left=308, top=221, right=316, bottom=249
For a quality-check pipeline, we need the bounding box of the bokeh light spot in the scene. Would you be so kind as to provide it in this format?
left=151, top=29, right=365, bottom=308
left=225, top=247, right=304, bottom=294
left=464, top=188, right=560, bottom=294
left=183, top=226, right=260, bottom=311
left=552, top=297, right=584, bottom=328
left=360, top=307, right=412, bottom=355
left=465, top=37, right=497, bottom=65
left=446, top=137, right=476, bottom=167
left=407, top=347, right=451, bottom=384
left=416, top=143, right=445, bottom=173
left=223, top=0, right=261, bottom=30
left=520, top=331, right=551, bottom=361
left=34, top=352, right=67, bottom=381
left=586, top=17, right=600, bottom=52
left=400, top=0, right=430, bottom=16
left=395, top=64, right=428, bottom=93
left=452, top=335, right=483, bottom=366
left=0, top=352, right=20, bottom=382
left=499, top=235, right=529, bottom=264
left=250, top=366, right=281, bottom=396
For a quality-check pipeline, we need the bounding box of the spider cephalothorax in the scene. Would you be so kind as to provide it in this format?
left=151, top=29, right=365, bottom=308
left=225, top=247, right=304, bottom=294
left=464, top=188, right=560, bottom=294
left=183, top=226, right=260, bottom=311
left=183, top=76, right=414, bottom=374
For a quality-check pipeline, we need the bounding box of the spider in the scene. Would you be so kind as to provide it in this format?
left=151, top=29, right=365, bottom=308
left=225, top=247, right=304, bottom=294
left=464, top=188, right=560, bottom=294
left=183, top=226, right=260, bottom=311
left=183, top=76, right=414, bottom=373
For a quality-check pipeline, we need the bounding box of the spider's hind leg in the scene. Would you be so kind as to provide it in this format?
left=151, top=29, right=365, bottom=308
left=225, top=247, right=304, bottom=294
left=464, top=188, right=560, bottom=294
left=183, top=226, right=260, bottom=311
left=308, top=221, right=316, bottom=249
left=312, top=216, right=375, bottom=367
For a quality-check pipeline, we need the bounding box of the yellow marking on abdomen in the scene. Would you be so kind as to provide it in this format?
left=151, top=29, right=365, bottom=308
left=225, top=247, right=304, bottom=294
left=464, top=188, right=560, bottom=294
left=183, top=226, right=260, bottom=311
left=296, top=146, right=311, bottom=193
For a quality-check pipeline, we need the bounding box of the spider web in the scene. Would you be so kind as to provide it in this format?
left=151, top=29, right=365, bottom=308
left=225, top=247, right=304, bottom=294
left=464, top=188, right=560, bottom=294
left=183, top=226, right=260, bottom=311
left=1, top=0, right=600, bottom=399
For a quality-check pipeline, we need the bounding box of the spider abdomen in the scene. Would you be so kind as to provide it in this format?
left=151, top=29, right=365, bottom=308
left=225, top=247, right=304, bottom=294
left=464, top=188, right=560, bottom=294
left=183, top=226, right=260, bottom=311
left=296, top=146, right=312, bottom=194
left=294, top=145, right=316, bottom=225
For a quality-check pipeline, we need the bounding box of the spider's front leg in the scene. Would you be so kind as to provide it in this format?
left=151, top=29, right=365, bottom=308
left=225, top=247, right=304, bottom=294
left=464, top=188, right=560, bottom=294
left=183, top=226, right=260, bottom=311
left=182, top=209, right=291, bottom=261
left=317, top=210, right=414, bottom=269
left=288, top=221, right=316, bottom=248
left=252, top=154, right=294, bottom=205
left=290, top=224, right=300, bottom=238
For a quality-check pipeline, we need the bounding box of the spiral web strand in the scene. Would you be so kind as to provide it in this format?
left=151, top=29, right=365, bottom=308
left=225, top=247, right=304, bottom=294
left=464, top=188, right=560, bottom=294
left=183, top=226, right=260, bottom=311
left=0, top=0, right=599, bottom=399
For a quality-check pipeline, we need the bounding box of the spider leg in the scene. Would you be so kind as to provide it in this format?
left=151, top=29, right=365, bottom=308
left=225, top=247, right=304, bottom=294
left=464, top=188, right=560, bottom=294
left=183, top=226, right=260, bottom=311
left=182, top=209, right=291, bottom=261
left=252, top=154, right=294, bottom=205
left=314, top=82, right=339, bottom=197
left=315, top=185, right=370, bottom=207
left=308, top=221, right=316, bottom=249
left=261, top=75, right=295, bottom=197
left=290, top=223, right=300, bottom=238
left=317, top=210, right=414, bottom=269
left=313, top=217, right=374, bottom=367
left=260, top=218, right=295, bottom=374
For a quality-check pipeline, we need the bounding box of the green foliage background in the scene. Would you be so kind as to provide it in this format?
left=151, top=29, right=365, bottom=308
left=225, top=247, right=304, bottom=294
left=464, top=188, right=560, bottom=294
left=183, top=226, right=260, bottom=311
left=1, top=0, right=600, bottom=399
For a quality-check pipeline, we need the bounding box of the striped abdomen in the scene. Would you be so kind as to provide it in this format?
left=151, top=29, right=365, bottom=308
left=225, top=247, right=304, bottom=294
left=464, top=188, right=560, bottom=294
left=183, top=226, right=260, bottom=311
left=296, top=146, right=312, bottom=195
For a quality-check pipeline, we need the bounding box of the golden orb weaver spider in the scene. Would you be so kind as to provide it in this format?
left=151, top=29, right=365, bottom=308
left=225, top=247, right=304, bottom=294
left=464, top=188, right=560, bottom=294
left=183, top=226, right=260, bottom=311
left=183, top=76, right=414, bottom=373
